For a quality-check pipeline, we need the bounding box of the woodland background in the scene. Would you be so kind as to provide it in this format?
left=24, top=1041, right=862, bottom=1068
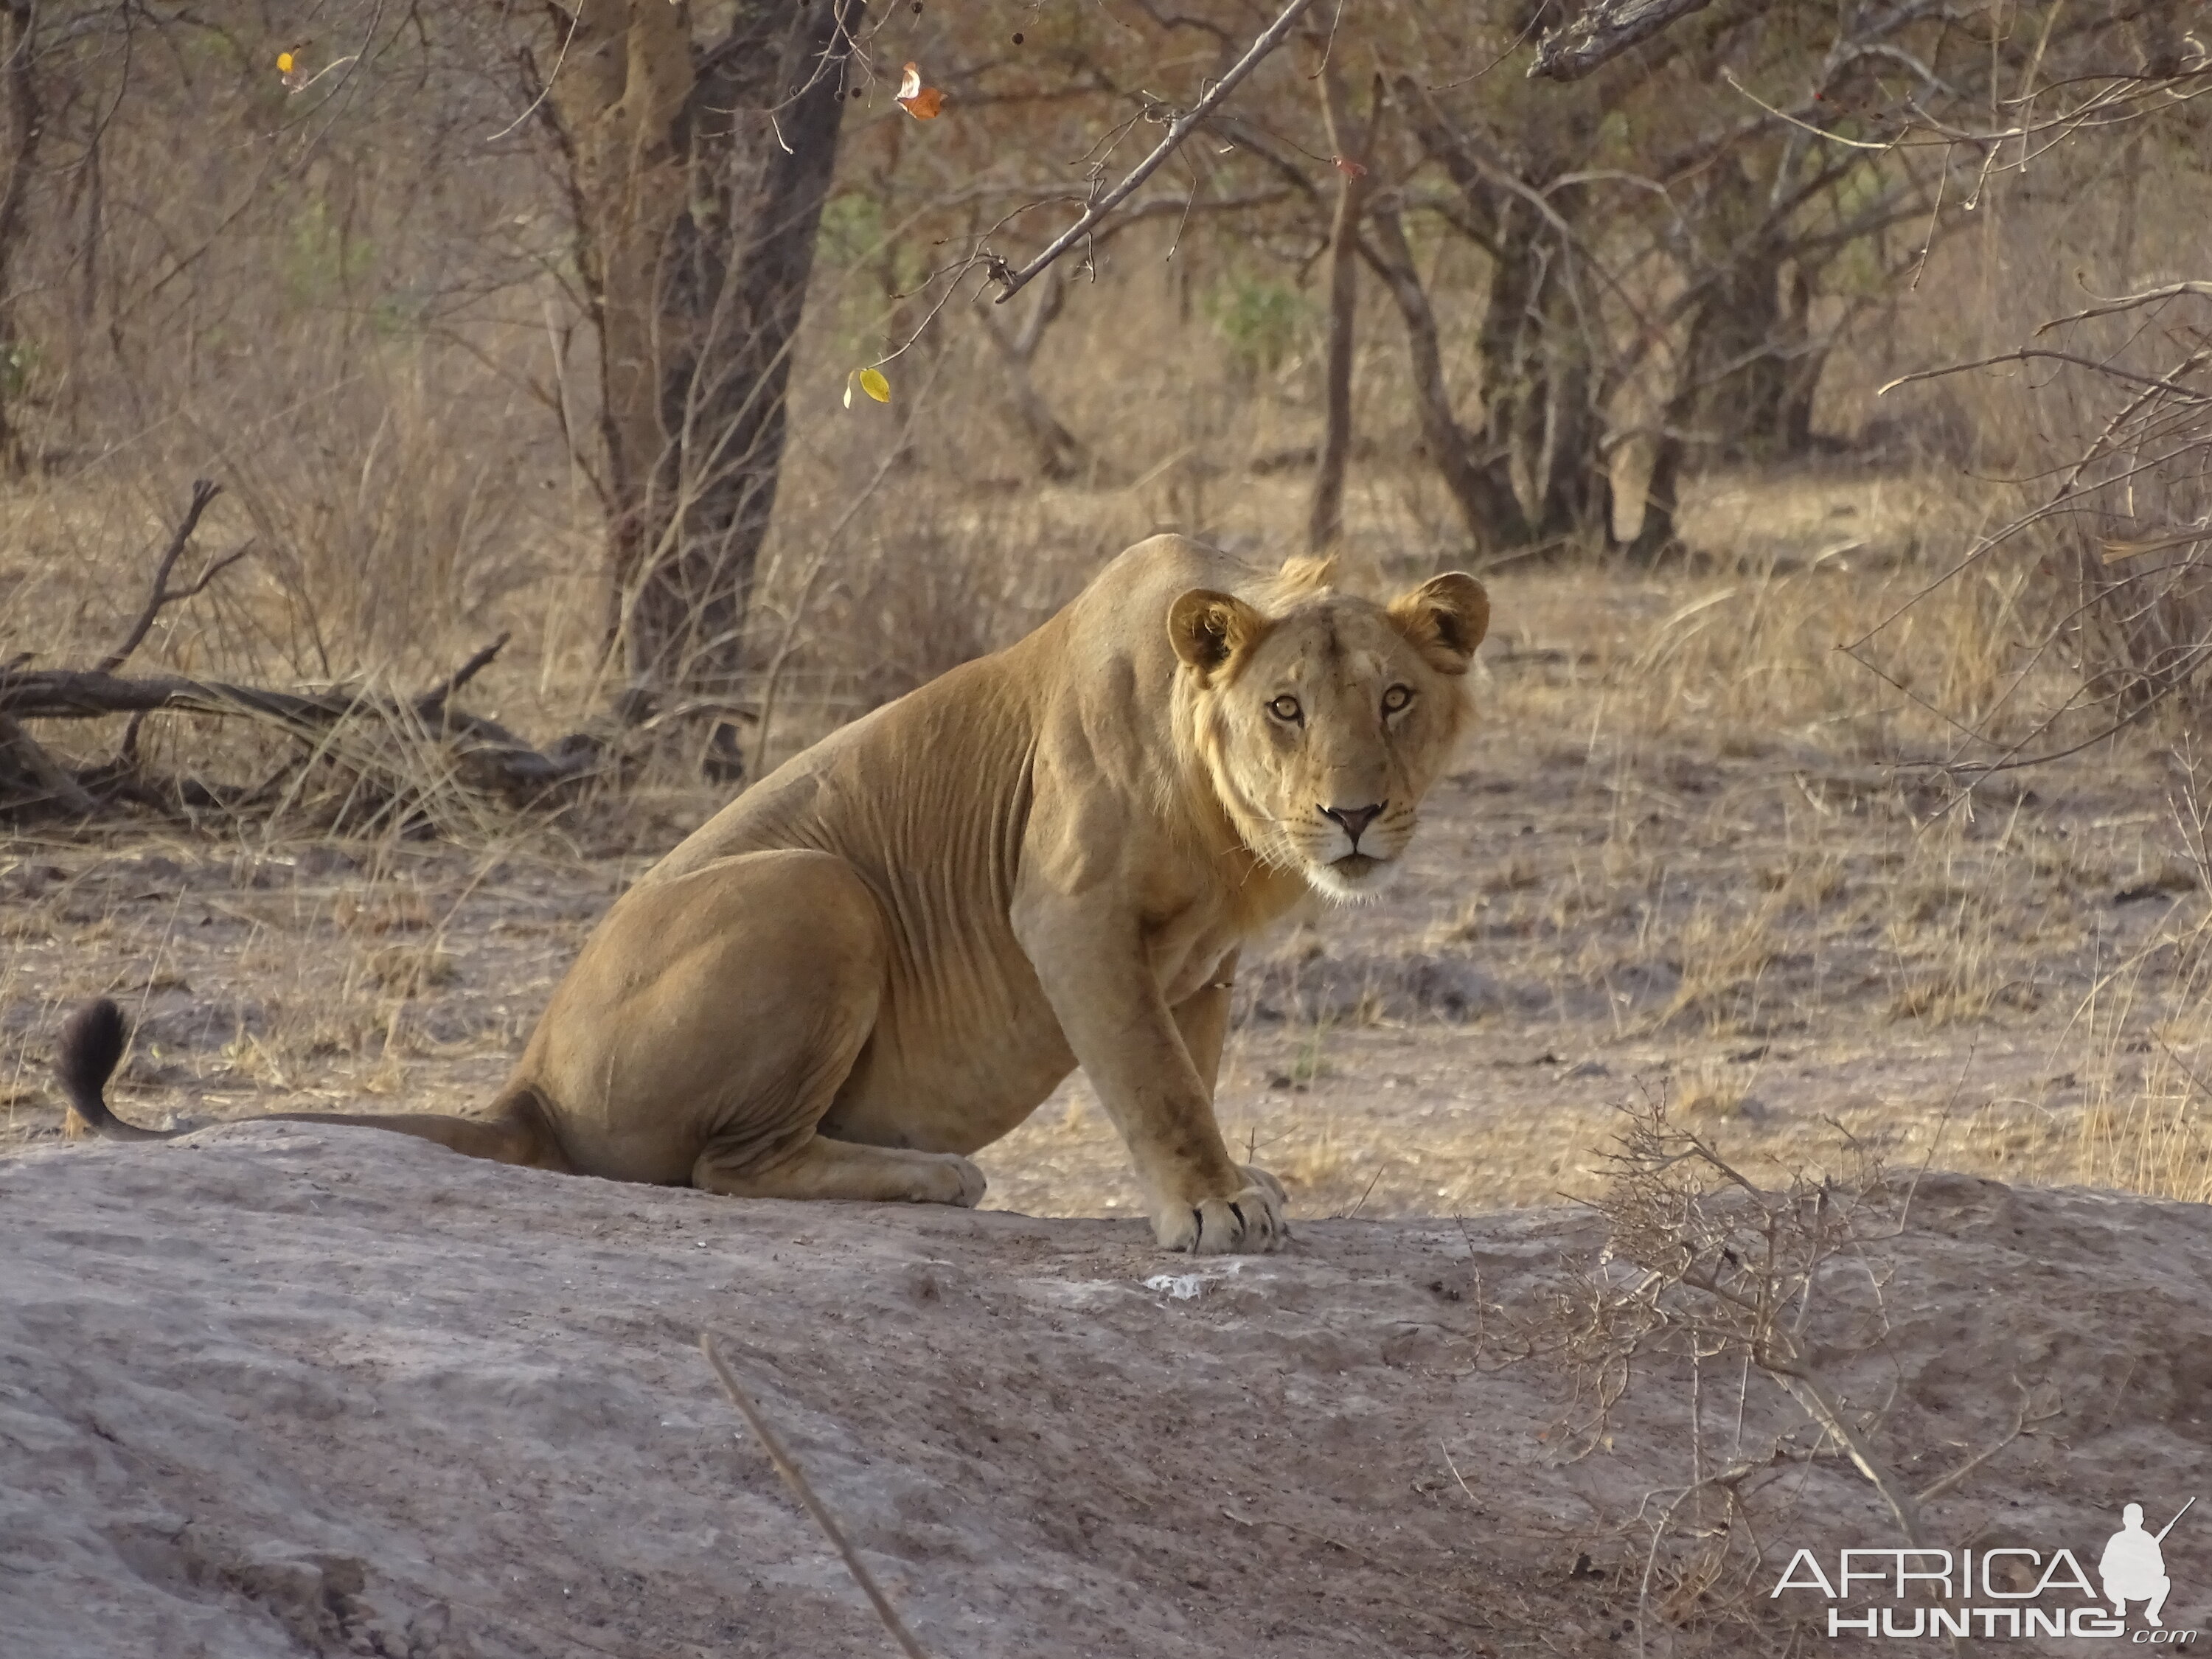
left=4, top=3, right=2212, bottom=1214
left=7, top=13, right=2212, bottom=1651
left=0, top=0, right=2203, bottom=810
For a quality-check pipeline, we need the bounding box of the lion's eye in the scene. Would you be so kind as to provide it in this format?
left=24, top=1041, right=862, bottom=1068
left=1267, top=695, right=1303, bottom=723
left=1382, top=684, right=1413, bottom=714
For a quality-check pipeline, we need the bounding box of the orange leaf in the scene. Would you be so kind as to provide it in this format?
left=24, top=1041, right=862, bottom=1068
left=1332, top=156, right=1368, bottom=177
left=896, top=61, right=944, bottom=119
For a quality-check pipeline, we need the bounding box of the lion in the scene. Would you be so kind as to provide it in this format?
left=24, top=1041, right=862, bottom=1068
left=58, top=535, right=1487, bottom=1253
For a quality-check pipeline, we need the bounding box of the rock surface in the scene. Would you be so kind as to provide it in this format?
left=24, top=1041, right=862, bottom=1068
left=4, top=1126, right=2208, bottom=1656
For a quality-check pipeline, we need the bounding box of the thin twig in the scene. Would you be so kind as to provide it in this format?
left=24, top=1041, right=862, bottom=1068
left=1719, top=67, right=1901, bottom=152
left=488, top=3, right=577, bottom=143
left=992, top=0, right=1324, bottom=303
left=98, top=479, right=240, bottom=675
left=1913, top=1378, right=2053, bottom=1505
left=418, top=633, right=512, bottom=717
left=700, top=1335, right=929, bottom=1659
left=2038, top=279, right=2212, bottom=333
left=1879, top=349, right=2212, bottom=403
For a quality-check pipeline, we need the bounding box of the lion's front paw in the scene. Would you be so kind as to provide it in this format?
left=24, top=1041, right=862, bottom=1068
left=1152, top=1165, right=1288, bottom=1254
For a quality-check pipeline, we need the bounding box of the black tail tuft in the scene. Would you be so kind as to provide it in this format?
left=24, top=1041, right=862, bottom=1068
left=56, top=998, right=136, bottom=1135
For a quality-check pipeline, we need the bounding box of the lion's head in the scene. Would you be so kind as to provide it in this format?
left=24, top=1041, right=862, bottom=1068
left=1168, top=563, right=1488, bottom=902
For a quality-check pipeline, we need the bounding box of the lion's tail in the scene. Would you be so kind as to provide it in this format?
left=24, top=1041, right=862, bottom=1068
left=57, top=999, right=173, bottom=1142
left=55, top=998, right=572, bottom=1172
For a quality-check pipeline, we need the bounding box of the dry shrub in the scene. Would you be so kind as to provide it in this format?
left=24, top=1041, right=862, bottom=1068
left=1854, top=142, right=2212, bottom=759
left=1548, top=1094, right=2059, bottom=1647
left=213, top=344, right=571, bottom=686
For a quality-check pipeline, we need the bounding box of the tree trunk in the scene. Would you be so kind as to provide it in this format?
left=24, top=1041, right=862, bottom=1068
left=549, top=0, right=855, bottom=764
left=1382, top=78, right=1623, bottom=556
left=1535, top=322, right=1604, bottom=541
left=1691, top=253, right=1788, bottom=461
left=1773, top=264, right=1823, bottom=455
left=1309, top=68, right=1375, bottom=554
left=1365, top=206, right=1534, bottom=554
left=1624, top=311, right=1705, bottom=563
left=0, top=1, right=41, bottom=476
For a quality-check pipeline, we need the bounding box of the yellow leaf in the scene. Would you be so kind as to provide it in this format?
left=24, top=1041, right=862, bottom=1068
left=859, top=367, right=891, bottom=403
left=276, top=51, right=294, bottom=73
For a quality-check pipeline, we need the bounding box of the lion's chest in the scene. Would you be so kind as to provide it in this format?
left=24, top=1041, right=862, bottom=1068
left=1142, top=856, right=1305, bottom=1002
left=1147, top=917, right=1244, bottom=1005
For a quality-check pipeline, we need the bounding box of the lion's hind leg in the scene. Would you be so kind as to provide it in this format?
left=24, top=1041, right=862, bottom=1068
left=692, top=1134, right=986, bottom=1207
left=539, top=845, right=984, bottom=1207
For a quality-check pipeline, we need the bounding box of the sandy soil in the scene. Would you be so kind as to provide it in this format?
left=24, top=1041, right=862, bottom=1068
left=0, top=709, right=2194, bottom=1219
left=4, top=1126, right=2208, bottom=1658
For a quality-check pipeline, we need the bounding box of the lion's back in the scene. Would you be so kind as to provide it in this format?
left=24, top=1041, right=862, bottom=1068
left=647, top=533, right=1258, bottom=887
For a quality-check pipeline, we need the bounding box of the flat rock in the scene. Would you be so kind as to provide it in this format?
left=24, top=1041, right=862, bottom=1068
left=2, top=1128, right=2207, bottom=1655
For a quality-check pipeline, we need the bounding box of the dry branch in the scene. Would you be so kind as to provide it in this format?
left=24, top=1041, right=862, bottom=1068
left=990, top=0, right=1324, bottom=303
left=700, top=1335, right=931, bottom=1659
left=417, top=630, right=513, bottom=719
left=0, top=635, right=600, bottom=818
left=97, top=479, right=248, bottom=675
left=0, top=712, right=96, bottom=815
left=1554, top=1093, right=2054, bottom=1641
left=1529, top=0, right=1719, bottom=82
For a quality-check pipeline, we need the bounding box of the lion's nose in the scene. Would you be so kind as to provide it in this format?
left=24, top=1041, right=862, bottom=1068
left=1319, top=801, right=1385, bottom=847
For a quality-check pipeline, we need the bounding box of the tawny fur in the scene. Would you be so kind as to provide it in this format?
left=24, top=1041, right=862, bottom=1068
left=58, top=535, right=1487, bottom=1254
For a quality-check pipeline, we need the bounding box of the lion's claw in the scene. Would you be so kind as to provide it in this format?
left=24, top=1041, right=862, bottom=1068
left=1153, top=1164, right=1288, bottom=1253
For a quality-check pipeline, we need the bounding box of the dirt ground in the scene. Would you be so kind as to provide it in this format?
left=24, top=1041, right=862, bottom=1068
left=4, top=535, right=2205, bottom=1220
left=6, top=1125, right=2209, bottom=1658
left=8, top=468, right=2212, bottom=1654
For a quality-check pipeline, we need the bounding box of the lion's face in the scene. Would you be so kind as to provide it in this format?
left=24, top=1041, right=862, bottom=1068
left=1169, top=572, right=1488, bottom=902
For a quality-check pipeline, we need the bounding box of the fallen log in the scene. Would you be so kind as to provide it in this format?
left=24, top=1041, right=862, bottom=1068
left=0, top=477, right=685, bottom=824
left=0, top=639, right=605, bottom=815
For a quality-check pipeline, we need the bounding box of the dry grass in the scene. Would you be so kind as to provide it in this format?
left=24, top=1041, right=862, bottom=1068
left=5, top=116, right=2211, bottom=1225
left=12, top=451, right=2211, bottom=1231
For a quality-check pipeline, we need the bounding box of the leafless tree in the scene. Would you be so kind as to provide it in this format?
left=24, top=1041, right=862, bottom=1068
left=540, top=1, right=858, bottom=772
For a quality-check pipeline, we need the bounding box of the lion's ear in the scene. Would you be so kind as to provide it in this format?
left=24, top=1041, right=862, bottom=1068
left=1168, top=589, right=1268, bottom=683
left=1387, top=572, right=1489, bottom=674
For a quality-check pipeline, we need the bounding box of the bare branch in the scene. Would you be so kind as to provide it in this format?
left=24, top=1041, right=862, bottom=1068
left=417, top=632, right=512, bottom=720
left=1913, top=1380, right=2058, bottom=1505
left=0, top=713, right=97, bottom=815
left=2037, top=279, right=2212, bottom=333
left=97, top=479, right=237, bottom=675
left=992, top=0, right=1324, bottom=303
left=1529, top=0, right=1719, bottom=84
left=1879, top=349, right=2212, bottom=405
left=700, top=1335, right=930, bottom=1659
left=0, top=661, right=599, bottom=804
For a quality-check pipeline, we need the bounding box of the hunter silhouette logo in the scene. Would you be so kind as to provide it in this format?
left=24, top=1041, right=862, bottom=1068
left=2104, top=1499, right=2193, bottom=1628
left=1772, top=1497, right=2199, bottom=1641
